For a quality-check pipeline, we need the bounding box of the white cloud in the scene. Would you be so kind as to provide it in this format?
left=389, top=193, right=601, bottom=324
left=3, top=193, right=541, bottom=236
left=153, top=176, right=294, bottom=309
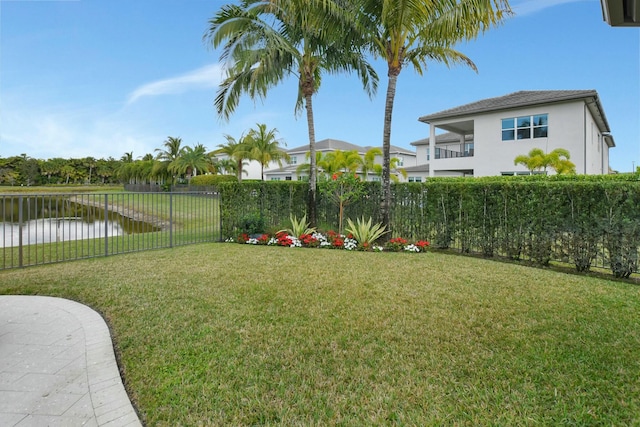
left=126, top=63, right=225, bottom=105
left=510, top=0, right=592, bottom=17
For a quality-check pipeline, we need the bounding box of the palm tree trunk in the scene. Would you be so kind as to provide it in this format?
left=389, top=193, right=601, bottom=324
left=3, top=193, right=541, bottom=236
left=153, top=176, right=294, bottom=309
left=381, top=71, right=399, bottom=237
left=305, top=92, right=318, bottom=228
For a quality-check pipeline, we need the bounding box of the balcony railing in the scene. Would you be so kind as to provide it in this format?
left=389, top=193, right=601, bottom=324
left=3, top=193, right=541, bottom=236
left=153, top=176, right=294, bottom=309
left=435, top=148, right=474, bottom=159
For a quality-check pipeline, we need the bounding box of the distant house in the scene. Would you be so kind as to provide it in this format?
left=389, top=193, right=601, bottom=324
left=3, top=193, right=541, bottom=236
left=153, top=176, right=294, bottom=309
left=263, top=138, right=416, bottom=181
left=601, top=0, right=640, bottom=26
left=404, top=90, right=615, bottom=180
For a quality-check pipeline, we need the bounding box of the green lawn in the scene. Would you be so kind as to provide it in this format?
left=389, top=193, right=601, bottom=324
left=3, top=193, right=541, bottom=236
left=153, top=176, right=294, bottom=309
left=1, top=244, right=639, bottom=425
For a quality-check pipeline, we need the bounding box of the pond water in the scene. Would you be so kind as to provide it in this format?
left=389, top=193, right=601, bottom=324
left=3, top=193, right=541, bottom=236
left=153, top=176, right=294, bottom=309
left=1, top=218, right=124, bottom=248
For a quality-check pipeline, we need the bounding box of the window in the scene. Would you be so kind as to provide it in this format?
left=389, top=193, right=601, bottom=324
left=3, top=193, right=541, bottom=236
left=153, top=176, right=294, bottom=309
left=408, top=177, right=422, bottom=183
left=270, top=177, right=281, bottom=181
left=502, top=114, right=548, bottom=141
left=285, top=176, right=292, bottom=181
left=371, top=176, right=381, bottom=182
left=395, top=157, right=404, bottom=167
left=289, top=156, right=297, bottom=165
left=464, top=143, right=474, bottom=156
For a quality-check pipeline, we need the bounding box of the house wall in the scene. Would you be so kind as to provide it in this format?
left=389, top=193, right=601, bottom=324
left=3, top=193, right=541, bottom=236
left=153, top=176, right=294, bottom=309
left=428, top=100, right=603, bottom=177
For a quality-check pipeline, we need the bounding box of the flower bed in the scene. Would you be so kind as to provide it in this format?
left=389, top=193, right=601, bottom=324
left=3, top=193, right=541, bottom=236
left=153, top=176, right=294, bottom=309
left=226, top=231, right=429, bottom=253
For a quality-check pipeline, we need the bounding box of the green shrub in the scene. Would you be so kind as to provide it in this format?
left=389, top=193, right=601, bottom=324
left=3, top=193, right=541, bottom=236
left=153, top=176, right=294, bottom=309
left=239, top=213, right=266, bottom=235
left=190, top=174, right=237, bottom=186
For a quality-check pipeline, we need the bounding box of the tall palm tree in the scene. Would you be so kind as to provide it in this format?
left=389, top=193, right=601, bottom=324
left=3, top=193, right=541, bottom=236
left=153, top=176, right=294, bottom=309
left=213, top=135, right=252, bottom=182
left=204, top=0, right=378, bottom=226
left=358, top=0, right=511, bottom=233
left=246, top=123, right=290, bottom=181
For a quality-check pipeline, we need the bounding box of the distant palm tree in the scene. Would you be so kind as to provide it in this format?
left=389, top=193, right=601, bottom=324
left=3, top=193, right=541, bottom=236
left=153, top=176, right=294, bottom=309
left=514, top=148, right=576, bottom=174
left=213, top=135, right=251, bottom=182
left=246, top=124, right=290, bottom=181
left=357, top=0, right=511, bottom=234
left=317, top=150, right=363, bottom=176
left=154, top=136, right=185, bottom=183
left=172, top=144, right=212, bottom=178
left=204, top=0, right=378, bottom=226
left=361, top=147, right=383, bottom=180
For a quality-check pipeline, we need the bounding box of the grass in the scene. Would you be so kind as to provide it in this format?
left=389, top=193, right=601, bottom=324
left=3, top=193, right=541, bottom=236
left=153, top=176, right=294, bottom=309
left=1, top=244, right=639, bottom=425
left=0, top=184, right=124, bottom=194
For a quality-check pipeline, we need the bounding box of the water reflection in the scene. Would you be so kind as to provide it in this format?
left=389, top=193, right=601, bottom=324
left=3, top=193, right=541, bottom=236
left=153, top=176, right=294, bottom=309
left=2, top=218, right=124, bottom=248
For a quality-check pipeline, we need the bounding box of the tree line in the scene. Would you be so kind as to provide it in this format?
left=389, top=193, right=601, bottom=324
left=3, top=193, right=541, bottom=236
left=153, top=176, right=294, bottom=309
left=0, top=123, right=288, bottom=187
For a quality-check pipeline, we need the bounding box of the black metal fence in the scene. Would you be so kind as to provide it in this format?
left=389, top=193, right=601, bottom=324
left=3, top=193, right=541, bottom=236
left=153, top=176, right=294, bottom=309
left=0, top=192, right=221, bottom=270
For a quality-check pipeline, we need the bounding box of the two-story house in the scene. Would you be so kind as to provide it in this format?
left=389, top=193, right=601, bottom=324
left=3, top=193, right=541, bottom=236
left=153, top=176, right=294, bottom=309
left=403, top=90, right=615, bottom=180
left=263, top=138, right=416, bottom=181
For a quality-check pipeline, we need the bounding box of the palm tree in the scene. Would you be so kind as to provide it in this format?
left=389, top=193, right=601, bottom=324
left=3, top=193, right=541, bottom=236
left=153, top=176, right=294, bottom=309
left=204, top=0, right=378, bottom=226
left=82, top=157, right=97, bottom=184
left=212, top=158, right=237, bottom=176
left=246, top=124, right=290, bottom=181
left=514, top=148, right=576, bottom=174
left=154, top=136, right=185, bottom=183
left=213, top=135, right=252, bottom=182
left=361, top=147, right=383, bottom=180
left=171, top=144, right=212, bottom=178
left=358, top=0, right=511, bottom=234
left=317, top=150, right=363, bottom=177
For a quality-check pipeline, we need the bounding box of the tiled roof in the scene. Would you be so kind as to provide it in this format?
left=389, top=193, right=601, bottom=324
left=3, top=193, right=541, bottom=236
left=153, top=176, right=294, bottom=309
left=286, top=138, right=363, bottom=154
left=411, top=132, right=474, bottom=146
left=419, top=90, right=599, bottom=122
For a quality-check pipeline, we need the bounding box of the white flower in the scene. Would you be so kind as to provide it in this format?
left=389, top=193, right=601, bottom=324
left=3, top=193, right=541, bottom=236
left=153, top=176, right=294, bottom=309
left=312, top=232, right=328, bottom=243
left=246, top=238, right=260, bottom=245
left=373, top=245, right=384, bottom=252
left=225, top=237, right=235, bottom=243
left=404, top=244, right=420, bottom=252
left=344, top=238, right=358, bottom=251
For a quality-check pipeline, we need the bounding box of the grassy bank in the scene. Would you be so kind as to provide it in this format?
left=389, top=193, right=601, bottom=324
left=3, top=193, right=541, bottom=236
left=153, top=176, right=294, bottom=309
left=0, top=185, right=124, bottom=194
left=1, top=244, right=639, bottom=425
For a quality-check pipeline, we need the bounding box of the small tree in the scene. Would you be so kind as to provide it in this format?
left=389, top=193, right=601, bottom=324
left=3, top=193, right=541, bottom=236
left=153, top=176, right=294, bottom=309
left=514, top=148, right=576, bottom=174
left=319, top=172, right=365, bottom=235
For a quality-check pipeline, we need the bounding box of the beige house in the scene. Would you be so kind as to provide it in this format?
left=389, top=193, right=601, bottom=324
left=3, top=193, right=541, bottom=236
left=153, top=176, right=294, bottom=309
left=403, top=90, right=615, bottom=181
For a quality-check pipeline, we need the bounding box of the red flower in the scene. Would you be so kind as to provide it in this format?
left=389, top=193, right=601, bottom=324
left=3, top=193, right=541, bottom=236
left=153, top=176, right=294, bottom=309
left=416, top=240, right=430, bottom=248
left=332, top=173, right=338, bottom=181
left=333, top=238, right=344, bottom=248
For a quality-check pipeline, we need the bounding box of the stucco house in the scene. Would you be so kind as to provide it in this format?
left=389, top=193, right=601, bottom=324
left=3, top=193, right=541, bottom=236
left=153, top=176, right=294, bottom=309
left=263, top=138, right=416, bottom=181
left=403, top=90, right=615, bottom=180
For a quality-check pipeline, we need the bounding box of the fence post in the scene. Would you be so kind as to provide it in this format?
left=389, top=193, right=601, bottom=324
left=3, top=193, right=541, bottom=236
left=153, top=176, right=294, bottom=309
left=169, top=192, right=173, bottom=248
left=104, top=194, right=109, bottom=256
left=18, top=196, right=23, bottom=268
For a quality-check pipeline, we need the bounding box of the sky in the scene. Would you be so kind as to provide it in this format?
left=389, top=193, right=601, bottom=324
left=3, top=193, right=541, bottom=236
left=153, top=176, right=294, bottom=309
left=0, top=0, right=638, bottom=173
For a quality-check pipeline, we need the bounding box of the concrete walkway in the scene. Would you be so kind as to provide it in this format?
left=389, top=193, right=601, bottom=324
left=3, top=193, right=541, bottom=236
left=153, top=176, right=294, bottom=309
left=0, top=296, right=142, bottom=426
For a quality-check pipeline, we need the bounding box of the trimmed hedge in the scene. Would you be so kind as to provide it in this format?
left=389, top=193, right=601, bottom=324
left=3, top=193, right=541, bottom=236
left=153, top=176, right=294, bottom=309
left=189, top=174, right=237, bottom=185
left=217, top=175, right=640, bottom=277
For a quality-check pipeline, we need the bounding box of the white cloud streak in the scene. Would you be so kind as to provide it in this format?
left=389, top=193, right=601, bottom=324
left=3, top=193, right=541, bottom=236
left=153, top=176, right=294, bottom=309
left=510, top=0, right=592, bottom=17
left=126, top=63, right=225, bottom=105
